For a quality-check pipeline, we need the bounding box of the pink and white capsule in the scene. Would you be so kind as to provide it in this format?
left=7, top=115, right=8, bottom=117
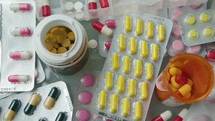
left=10, top=27, right=32, bottom=36
left=10, top=3, right=31, bottom=12
left=88, top=0, right=97, bottom=10
left=105, top=19, right=116, bottom=29
left=151, top=110, right=172, bottom=121
left=173, top=108, right=188, bottom=121
left=9, top=51, right=32, bottom=60
left=92, top=21, right=113, bottom=37
left=8, top=75, right=30, bottom=82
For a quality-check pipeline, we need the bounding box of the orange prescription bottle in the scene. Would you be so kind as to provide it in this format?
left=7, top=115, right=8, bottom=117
left=155, top=53, right=214, bottom=107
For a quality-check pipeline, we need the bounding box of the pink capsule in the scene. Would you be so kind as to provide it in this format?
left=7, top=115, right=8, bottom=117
left=8, top=75, right=30, bottom=82
left=105, top=19, right=116, bottom=29
left=173, top=108, right=188, bottom=121
left=206, top=49, right=215, bottom=61
left=9, top=51, right=32, bottom=60
left=88, top=0, right=97, bottom=10
left=10, top=27, right=32, bottom=36
left=99, top=0, right=109, bottom=8
left=92, top=21, right=113, bottom=37
left=151, top=110, right=172, bottom=121
left=104, top=41, right=112, bottom=51
left=10, top=3, right=31, bottom=12
left=40, top=0, right=51, bottom=17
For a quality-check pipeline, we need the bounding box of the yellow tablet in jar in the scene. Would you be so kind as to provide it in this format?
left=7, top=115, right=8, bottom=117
left=45, top=42, right=53, bottom=51
left=51, top=48, right=57, bottom=54
left=203, top=27, right=214, bottom=37
left=62, top=39, right=71, bottom=48
left=199, top=12, right=211, bottom=22
left=58, top=47, right=67, bottom=54
left=185, top=15, right=196, bottom=25
left=68, top=32, right=75, bottom=41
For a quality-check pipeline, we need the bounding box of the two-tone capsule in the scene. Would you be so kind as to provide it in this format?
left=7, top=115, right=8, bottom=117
left=4, top=99, right=22, bottom=121
left=44, top=87, right=61, bottom=109
left=24, top=93, right=41, bottom=115
left=8, top=75, right=30, bottom=83
left=10, top=27, right=32, bottom=36
left=10, top=3, right=31, bottom=12
left=9, top=51, right=32, bottom=60
left=55, top=112, right=68, bottom=121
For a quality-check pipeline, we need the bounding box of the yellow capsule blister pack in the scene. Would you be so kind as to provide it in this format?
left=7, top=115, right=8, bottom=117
left=94, top=14, right=172, bottom=121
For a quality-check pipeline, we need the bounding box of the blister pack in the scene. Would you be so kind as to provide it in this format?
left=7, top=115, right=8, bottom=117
left=178, top=9, right=215, bottom=46
left=0, top=0, right=36, bottom=92
left=0, top=81, right=73, bottom=121
left=93, top=13, right=173, bottom=121
left=167, top=3, right=207, bottom=56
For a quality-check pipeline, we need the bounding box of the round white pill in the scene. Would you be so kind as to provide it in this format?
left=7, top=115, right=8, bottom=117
left=74, top=1, right=84, bottom=10
left=75, top=10, right=85, bottom=20
left=64, top=2, right=74, bottom=11
left=88, top=39, right=98, bottom=49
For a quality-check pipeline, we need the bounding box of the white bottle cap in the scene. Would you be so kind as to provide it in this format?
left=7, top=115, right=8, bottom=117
left=64, top=2, right=74, bottom=11
left=74, top=1, right=84, bottom=10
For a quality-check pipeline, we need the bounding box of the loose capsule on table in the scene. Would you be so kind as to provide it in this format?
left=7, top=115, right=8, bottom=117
left=99, top=0, right=109, bottom=8
left=4, top=99, right=22, bottom=121
left=10, top=27, right=32, bottom=36
left=151, top=110, right=172, bottom=121
left=10, top=3, right=31, bottom=12
left=40, top=0, right=51, bottom=17
left=9, top=51, right=32, bottom=60
left=44, top=87, right=61, bottom=109
left=55, top=112, right=68, bottom=121
left=8, top=75, right=30, bottom=83
left=105, top=19, right=117, bottom=29
left=88, top=0, right=97, bottom=10
left=92, top=21, right=113, bottom=37
left=24, top=93, right=41, bottom=115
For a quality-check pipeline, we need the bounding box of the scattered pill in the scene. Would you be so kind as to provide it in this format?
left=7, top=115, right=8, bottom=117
left=99, top=0, right=109, bottom=8
left=172, top=40, right=184, bottom=53
left=55, top=112, right=68, bottom=121
left=203, top=27, right=214, bottom=37
left=146, top=21, right=154, bottom=39
left=9, top=51, right=32, bottom=60
left=88, top=0, right=97, bottom=10
left=78, top=91, right=92, bottom=104
left=64, top=2, right=74, bottom=11
left=199, top=12, right=210, bottom=22
left=44, top=87, right=61, bottom=109
left=117, top=75, right=125, bottom=93
left=145, top=63, right=153, bottom=81
left=8, top=75, right=30, bottom=82
left=129, top=37, right=137, bottom=54
left=109, top=94, right=118, bottom=113
left=151, top=43, right=159, bottom=61
left=105, top=19, right=116, bottom=29
left=158, top=24, right=165, bottom=42
left=134, top=59, right=142, bottom=77
left=173, top=108, right=188, bottom=121
left=104, top=41, right=112, bottom=51
left=92, top=21, right=113, bottom=37
left=10, top=27, right=32, bottom=36
left=118, top=34, right=125, bottom=52
left=74, top=1, right=84, bottom=10
left=81, top=74, right=95, bottom=87
left=4, top=99, right=21, bottom=121
left=140, top=82, right=148, bottom=100
left=75, top=10, right=85, bottom=20
left=128, top=79, right=136, bottom=97
left=171, top=9, right=183, bottom=22
left=24, top=93, right=41, bottom=115
left=76, top=109, right=90, bottom=121
left=40, top=0, right=51, bottom=17
left=188, top=29, right=198, bottom=39
left=175, top=75, right=188, bottom=85
left=185, top=15, right=196, bottom=25
left=190, top=3, right=202, bottom=9
left=186, top=45, right=201, bottom=54
left=140, top=40, right=148, bottom=58
left=134, top=101, right=142, bottom=120
left=151, top=110, right=172, bottom=121
left=105, top=72, right=113, bottom=90
left=169, top=67, right=182, bottom=76
left=124, top=16, right=131, bottom=33
left=39, top=117, right=48, bottom=121
left=123, top=56, right=131, bottom=74
left=111, top=53, right=119, bottom=70
left=172, top=24, right=181, bottom=38
left=121, top=98, right=130, bottom=117
left=98, top=90, right=107, bottom=109
left=135, top=18, right=143, bottom=35
left=171, top=76, right=181, bottom=89
left=176, top=84, right=192, bottom=97
left=88, top=39, right=98, bottom=49
left=10, top=3, right=31, bottom=12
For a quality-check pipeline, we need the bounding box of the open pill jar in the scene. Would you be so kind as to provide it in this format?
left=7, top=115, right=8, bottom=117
left=35, top=15, right=88, bottom=74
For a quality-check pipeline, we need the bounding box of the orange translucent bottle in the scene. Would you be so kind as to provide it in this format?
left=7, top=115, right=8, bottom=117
left=155, top=53, right=214, bottom=107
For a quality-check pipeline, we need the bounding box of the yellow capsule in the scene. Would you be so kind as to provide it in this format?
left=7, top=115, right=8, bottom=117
left=136, top=18, right=143, bottom=36
left=105, top=72, right=113, bottom=90
left=111, top=53, right=119, bottom=70
left=145, top=63, right=153, bottom=81
left=169, top=67, right=182, bottom=76
left=151, top=43, right=159, bottom=61
left=98, top=90, right=107, bottom=109
left=123, top=56, right=130, bottom=74
left=110, top=94, right=118, bottom=113
left=118, top=34, right=125, bottom=51
left=134, top=101, right=142, bottom=120
left=170, top=61, right=183, bottom=68
left=134, top=59, right=142, bottom=77
left=158, top=24, right=165, bottom=42
left=121, top=98, right=130, bottom=117
left=140, top=82, right=148, bottom=100
left=128, top=79, right=136, bottom=97
left=140, top=41, right=148, bottom=58
left=177, top=84, right=192, bottom=97
left=170, top=76, right=181, bottom=89
left=52, top=42, right=60, bottom=49
left=129, top=37, right=137, bottom=54
left=187, top=79, right=193, bottom=87
left=146, top=21, right=154, bottom=39
left=124, top=16, right=131, bottom=33
left=117, top=75, right=125, bottom=93
left=170, top=84, right=177, bottom=92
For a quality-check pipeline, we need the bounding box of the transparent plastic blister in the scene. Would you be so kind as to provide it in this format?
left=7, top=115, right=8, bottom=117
left=0, top=81, right=73, bottom=121
left=94, top=13, right=173, bottom=121
left=178, top=9, right=215, bottom=46
left=0, top=0, right=36, bottom=92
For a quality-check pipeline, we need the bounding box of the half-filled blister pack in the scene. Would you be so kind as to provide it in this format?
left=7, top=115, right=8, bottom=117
left=0, top=0, right=36, bottom=92
left=93, top=13, right=173, bottom=121
left=0, top=81, right=73, bottom=121
left=178, top=9, right=215, bottom=46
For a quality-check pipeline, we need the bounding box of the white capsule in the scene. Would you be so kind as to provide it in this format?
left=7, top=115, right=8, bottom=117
left=10, top=27, right=32, bottom=36
left=9, top=51, right=32, bottom=60
left=8, top=75, right=30, bottom=82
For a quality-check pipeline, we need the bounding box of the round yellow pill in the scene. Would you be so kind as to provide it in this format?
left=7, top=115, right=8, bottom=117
left=199, top=12, right=210, bottom=22
left=203, top=27, right=214, bottom=37
left=58, top=47, right=67, bottom=53
left=57, top=35, right=65, bottom=44
left=45, top=33, right=51, bottom=41
left=188, top=30, right=198, bottom=39
left=45, top=42, right=53, bottom=51
left=62, top=39, right=71, bottom=48
left=51, top=48, right=57, bottom=54
left=185, top=15, right=196, bottom=25
left=52, top=42, right=60, bottom=48
left=69, top=44, right=74, bottom=49
left=50, top=26, right=60, bottom=35
left=68, top=32, right=75, bottom=41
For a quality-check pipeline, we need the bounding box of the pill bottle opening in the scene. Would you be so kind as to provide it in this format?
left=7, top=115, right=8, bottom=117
left=40, top=20, right=77, bottom=55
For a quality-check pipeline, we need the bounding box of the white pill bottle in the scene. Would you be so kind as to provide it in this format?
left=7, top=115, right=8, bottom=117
left=35, top=15, right=89, bottom=74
